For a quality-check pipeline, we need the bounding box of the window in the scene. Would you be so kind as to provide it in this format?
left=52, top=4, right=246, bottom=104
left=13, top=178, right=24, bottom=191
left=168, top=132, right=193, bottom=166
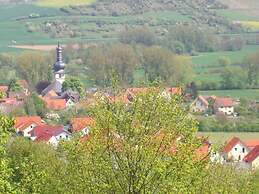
left=242, top=148, right=245, bottom=153
left=235, top=147, right=237, bottom=151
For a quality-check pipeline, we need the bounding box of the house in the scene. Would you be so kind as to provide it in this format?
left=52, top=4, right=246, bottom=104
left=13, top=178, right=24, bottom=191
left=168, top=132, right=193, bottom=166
left=190, top=95, right=216, bottom=113
left=70, top=117, right=94, bottom=136
left=214, top=97, right=235, bottom=115
left=243, top=146, right=259, bottom=170
left=30, top=125, right=71, bottom=146
left=244, top=140, right=259, bottom=150
left=14, top=116, right=44, bottom=137
left=222, top=137, right=250, bottom=162
left=43, top=97, right=67, bottom=111
left=0, top=85, right=8, bottom=95
left=0, top=98, right=23, bottom=114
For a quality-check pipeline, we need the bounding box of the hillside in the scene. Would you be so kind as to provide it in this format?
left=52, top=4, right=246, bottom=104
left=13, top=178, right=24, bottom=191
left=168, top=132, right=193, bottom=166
left=218, top=0, right=259, bottom=9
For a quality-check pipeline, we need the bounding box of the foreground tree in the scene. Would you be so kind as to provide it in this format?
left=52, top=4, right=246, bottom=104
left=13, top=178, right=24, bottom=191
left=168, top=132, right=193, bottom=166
left=60, top=88, right=253, bottom=193
left=5, top=89, right=254, bottom=193
left=0, top=115, right=15, bottom=193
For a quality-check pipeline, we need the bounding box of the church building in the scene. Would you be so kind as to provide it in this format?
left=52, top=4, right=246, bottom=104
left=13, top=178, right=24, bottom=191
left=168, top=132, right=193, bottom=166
left=41, top=43, right=66, bottom=97
left=41, top=43, right=79, bottom=110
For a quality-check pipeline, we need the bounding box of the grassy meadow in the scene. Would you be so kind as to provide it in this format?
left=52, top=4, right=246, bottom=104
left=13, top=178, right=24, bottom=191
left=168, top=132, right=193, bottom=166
left=199, top=132, right=259, bottom=145
left=36, top=0, right=95, bottom=7
left=192, top=45, right=259, bottom=82
left=200, top=89, right=259, bottom=100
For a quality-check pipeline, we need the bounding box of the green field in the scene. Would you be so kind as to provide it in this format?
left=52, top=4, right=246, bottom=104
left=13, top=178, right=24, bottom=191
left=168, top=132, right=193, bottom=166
left=217, top=10, right=259, bottom=21
left=192, top=45, right=259, bottom=82
left=200, top=89, right=259, bottom=100
left=36, top=0, right=95, bottom=7
left=199, top=132, right=259, bottom=145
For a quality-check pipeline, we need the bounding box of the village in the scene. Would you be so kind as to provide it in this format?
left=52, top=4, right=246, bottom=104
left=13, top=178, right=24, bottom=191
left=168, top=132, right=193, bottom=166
left=0, top=44, right=258, bottom=172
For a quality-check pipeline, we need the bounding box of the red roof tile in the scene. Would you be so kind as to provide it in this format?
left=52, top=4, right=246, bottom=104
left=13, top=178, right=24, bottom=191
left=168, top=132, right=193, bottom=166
left=14, top=116, right=42, bottom=129
left=215, top=97, right=234, bottom=107
left=31, top=125, right=65, bottom=142
left=243, top=146, right=259, bottom=163
left=165, top=87, right=182, bottom=95
left=0, top=86, right=8, bottom=93
left=223, top=137, right=244, bottom=153
left=43, top=97, right=66, bottom=110
left=71, top=117, right=95, bottom=133
left=244, top=140, right=259, bottom=148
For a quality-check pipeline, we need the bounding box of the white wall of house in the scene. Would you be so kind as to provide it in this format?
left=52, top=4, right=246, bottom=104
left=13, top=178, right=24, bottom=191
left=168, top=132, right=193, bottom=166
left=227, top=143, right=250, bottom=162
left=191, top=99, right=208, bottom=112
left=66, top=99, right=74, bottom=107
left=252, top=157, right=259, bottom=169
left=217, top=106, right=234, bottom=115
left=48, top=132, right=71, bottom=146
left=20, top=123, right=37, bottom=137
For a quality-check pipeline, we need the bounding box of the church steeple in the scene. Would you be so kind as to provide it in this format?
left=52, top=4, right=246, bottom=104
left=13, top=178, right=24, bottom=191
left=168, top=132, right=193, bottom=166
left=53, top=43, right=66, bottom=85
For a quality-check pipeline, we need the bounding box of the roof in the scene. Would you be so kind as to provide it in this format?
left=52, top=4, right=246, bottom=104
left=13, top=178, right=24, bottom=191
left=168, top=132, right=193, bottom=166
left=41, top=81, right=63, bottom=96
left=43, top=97, right=66, bottom=110
left=165, top=87, right=182, bottom=95
left=195, top=140, right=211, bottom=160
left=244, top=140, right=259, bottom=148
left=0, top=98, right=20, bottom=105
left=0, top=86, right=8, bottom=93
left=31, top=125, right=67, bottom=142
left=243, top=146, right=259, bottom=163
left=214, top=97, right=234, bottom=107
left=71, top=117, right=94, bottom=132
left=14, top=116, right=42, bottom=129
left=17, top=80, right=29, bottom=89
left=223, top=137, right=245, bottom=153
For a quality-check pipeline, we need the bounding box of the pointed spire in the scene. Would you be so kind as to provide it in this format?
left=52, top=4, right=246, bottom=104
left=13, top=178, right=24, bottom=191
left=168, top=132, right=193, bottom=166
left=56, top=42, right=63, bottom=63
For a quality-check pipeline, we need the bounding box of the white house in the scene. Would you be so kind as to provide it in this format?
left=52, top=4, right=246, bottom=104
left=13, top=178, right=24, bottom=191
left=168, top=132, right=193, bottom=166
left=223, top=137, right=250, bottom=162
left=214, top=97, right=235, bottom=115
left=14, top=116, right=43, bottom=137
left=70, top=117, right=94, bottom=136
left=30, top=125, right=71, bottom=146
left=190, top=96, right=215, bottom=113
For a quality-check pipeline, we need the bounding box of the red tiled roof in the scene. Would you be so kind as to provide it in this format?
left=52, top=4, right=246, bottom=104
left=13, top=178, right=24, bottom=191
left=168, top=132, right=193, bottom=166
left=43, top=98, right=66, bottom=110
left=195, top=141, right=210, bottom=160
left=17, top=80, right=29, bottom=88
left=0, top=98, right=20, bottom=105
left=31, top=125, right=65, bottom=142
left=244, top=140, right=259, bottom=148
left=14, top=116, right=42, bottom=129
left=215, top=97, right=234, bottom=107
left=71, top=117, right=95, bottom=132
left=243, top=146, right=259, bottom=163
left=0, top=86, right=8, bottom=93
left=165, top=87, right=182, bottom=95
left=223, top=137, right=244, bottom=153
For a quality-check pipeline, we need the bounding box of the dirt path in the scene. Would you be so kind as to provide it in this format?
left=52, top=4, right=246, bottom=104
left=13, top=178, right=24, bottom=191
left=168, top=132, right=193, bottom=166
left=9, top=43, right=97, bottom=51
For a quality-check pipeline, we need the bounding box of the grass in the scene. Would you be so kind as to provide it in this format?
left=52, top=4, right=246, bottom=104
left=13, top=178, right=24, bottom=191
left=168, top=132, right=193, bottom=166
left=36, top=0, right=95, bottom=7
left=198, top=132, right=259, bottom=145
left=217, top=10, right=259, bottom=21
left=199, top=89, right=259, bottom=100
left=192, top=45, right=259, bottom=82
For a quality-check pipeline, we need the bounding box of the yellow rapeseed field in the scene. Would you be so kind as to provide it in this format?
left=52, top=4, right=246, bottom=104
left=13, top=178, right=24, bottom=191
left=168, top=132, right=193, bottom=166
left=36, top=0, right=95, bottom=7
left=240, top=21, right=259, bottom=30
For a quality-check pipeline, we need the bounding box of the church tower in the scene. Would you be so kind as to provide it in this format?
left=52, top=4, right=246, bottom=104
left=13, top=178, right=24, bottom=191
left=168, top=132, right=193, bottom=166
left=53, top=43, right=66, bottom=85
